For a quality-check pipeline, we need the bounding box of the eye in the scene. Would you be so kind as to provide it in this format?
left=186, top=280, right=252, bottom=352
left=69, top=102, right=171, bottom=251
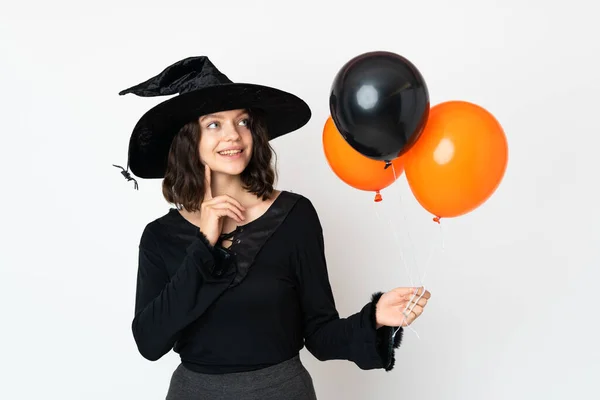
left=238, top=118, right=250, bottom=127
left=207, top=121, right=219, bottom=129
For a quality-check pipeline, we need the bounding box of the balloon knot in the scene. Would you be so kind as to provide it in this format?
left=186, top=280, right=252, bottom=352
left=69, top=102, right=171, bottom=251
left=433, top=216, right=441, bottom=224
left=374, top=191, right=382, bottom=202
left=383, top=161, right=392, bottom=169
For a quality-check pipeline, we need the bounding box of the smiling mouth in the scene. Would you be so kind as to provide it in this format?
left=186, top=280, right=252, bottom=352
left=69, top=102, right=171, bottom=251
left=218, top=149, right=243, bottom=156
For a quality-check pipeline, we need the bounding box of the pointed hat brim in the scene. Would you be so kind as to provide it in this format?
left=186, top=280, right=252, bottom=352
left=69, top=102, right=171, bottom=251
left=126, top=82, right=311, bottom=179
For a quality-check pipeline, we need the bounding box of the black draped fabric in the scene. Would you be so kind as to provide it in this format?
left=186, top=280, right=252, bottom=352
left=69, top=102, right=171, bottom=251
left=131, top=191, right=403, bottom=374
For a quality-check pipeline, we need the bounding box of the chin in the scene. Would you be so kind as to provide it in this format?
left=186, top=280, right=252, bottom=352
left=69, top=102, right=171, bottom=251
left=220, top=165, right=248, bottom=176
left=209, top=159, right=250, bottom=176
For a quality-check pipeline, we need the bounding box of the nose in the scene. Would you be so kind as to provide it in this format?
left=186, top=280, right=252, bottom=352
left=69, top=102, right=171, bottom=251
left=221, top=121, right=242, bottom=141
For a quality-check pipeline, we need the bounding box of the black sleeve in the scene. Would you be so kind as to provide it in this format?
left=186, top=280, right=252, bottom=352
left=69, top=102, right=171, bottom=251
left=131, top=225, right=236, bottom=361
left=293, top=198, right=403, bottom=371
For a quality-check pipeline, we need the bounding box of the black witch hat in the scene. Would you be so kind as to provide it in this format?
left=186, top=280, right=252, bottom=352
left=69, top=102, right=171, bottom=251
left=114, top=56, right=311, bottom=187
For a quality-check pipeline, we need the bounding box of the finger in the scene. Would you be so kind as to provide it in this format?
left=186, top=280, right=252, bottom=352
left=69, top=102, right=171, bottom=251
left=401, top=299, right=425, bottom=320
left=401, top=300, right=419, bottom=315
left=204, top=165, right=212, bottom=200
left=210, top=202, right=245, bottom=222
left=391, top=292, right=418, bottom=307
left=215, top=208, right=244, bottom=223
left=401, top=310, right=417, bottom=326
left=205, top=195, right=246, bottom=214
left=402, top=310, right=418, bottom=326
left=210, top=201, right=245, bottom=220
left=392, top=287, right=419, bottom=297
left=206, top=196, right=246, bottom=218
left=410, top=296, right=429, bottom=307
left=209, top=194, right=246, bottom=211
left=409, top=304, right=424, bottom=317
left=404, top=288, right=430, bottom=305
left=209, top=202, right=245, bottom=222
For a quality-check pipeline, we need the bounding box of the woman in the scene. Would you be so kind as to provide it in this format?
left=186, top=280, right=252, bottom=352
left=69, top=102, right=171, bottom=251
left=117, top=56, right=431, bottom=399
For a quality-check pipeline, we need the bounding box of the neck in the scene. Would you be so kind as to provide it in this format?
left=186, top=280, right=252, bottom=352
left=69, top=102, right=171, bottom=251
left=210, top=172, right=257, bottom=206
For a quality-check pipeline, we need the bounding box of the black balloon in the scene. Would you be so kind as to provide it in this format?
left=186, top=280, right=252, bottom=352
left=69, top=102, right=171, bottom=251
left=329, top=51, right=430, bottom=163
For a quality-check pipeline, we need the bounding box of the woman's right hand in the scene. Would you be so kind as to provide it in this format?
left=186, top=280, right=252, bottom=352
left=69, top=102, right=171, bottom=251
left=199, top=165, right=246, bottom=246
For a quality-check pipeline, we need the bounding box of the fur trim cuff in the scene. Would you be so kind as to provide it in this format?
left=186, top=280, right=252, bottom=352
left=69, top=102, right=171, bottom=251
left=196, top=229, right=215, bottom=251
left=371, top=291, right=403, bottom=371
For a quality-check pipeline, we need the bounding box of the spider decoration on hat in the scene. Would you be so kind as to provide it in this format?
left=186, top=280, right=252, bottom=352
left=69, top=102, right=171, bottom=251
left=113, top=164, right=139, bottom=190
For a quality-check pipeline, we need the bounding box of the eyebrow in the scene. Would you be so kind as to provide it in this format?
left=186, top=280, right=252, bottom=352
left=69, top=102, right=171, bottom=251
left=199, top=110, right=249, bottom=122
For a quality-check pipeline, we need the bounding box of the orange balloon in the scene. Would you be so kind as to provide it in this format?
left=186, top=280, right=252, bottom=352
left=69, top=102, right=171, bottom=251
left=404, top=101, right=508, bottom=221
left=323, top=116, right=404, bottom=202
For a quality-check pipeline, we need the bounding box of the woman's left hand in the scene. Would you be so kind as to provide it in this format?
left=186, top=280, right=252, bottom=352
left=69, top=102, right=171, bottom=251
left=375, top=287, right=431, bottom=328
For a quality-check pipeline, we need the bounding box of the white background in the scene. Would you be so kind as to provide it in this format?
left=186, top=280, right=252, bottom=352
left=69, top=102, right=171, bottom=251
left=1, top=0, right=598, bottom=399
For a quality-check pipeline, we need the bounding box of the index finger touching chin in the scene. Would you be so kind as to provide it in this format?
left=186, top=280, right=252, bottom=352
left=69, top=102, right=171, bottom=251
left=204, top=165, right=212, bottom=199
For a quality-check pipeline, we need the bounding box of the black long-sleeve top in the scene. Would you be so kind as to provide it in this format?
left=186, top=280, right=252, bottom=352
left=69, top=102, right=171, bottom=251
left=132, top=191, right=403, bottom=374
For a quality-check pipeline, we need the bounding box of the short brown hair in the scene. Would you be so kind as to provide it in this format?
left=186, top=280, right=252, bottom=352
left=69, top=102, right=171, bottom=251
left=161, top=109, right=276, bottom=212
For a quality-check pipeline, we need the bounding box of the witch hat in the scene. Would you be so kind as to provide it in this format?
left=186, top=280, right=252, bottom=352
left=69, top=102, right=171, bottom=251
left=114, top=56, right=311, bottom=186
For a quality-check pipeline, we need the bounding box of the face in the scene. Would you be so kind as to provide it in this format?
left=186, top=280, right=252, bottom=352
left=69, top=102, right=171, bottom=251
left=198, top=109, right=253, bottom=176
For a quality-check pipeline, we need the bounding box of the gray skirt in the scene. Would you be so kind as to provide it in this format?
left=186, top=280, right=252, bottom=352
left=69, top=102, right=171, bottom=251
left=165, top=356, right=318, bottom=400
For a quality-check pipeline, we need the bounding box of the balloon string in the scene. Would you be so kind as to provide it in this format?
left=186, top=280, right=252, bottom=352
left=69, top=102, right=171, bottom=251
left=390, top=164, right=445, bottom=286
left=393, top=287, right=425, bottom=339
left=373, top=201, right=415, bottom=287
left=390, top=164, right=423, bottom=284
left=388, top=166, right=419, bottom=339
left=389, top=164, right=447, bottom=339
left=373, top=190, right=422, bottom=339
left=398, top=227, right=445, bottom=338
left=375, top=164, right=423, bottom=339
left=389, top=164, right=448, bottom=341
